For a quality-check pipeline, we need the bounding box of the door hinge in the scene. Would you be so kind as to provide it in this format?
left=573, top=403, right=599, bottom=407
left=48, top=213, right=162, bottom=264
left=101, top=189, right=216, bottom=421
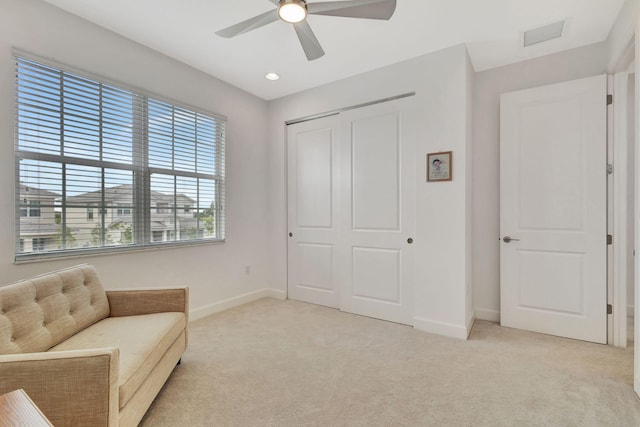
left=607, top=94, right=613, bottom=105
left=607, top=304, right=613, bottom=315
left=607, top=164, right=613, bottom=175
left=607, top=234, right=613, bottom=245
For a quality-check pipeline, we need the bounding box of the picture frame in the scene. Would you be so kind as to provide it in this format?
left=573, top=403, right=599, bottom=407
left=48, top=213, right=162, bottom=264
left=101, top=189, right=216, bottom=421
left=427, top=151, right=452, bottom=182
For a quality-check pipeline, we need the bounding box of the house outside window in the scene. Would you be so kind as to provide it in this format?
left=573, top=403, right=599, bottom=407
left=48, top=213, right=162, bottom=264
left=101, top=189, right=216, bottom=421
left=16, top=184, right=61, bottom=255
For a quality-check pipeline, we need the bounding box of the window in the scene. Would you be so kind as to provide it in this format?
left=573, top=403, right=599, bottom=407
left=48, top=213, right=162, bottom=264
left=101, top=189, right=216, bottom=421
left=19, top=200, right=27, bottom=218
left=116, top=204, right=131, bottom=216
left=20, top=200, right=41, bottom=217
left=15, top=55, right=226, bottom=260
left=29, top=201, right=41, bottom=217
left=32, top=238, right=45, bottom=251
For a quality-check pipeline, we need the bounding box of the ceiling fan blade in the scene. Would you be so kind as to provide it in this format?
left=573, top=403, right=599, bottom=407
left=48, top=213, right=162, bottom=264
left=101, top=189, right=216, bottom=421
left=293, top=21, right=325, bottom=61
left=215, top=9, right=279, bottom=38
left=266, top=0, right=279, bottom=4
left=307, top=0, right=396, bottom=20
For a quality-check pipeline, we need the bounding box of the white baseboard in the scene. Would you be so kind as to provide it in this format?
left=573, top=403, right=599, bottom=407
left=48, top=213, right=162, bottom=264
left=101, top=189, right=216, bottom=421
left=475, top=308, right=500, bottom=323
left=189, top=288, right=286, bottom=322
left=413, top=316, right=470, bottom=340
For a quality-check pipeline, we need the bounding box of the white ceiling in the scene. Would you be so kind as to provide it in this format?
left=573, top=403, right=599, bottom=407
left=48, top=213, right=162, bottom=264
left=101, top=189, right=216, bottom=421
left=42, top=0, right=625, bottom=101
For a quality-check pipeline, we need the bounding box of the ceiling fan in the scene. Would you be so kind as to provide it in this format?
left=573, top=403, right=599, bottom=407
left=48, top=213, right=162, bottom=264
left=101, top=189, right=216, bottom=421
left=215, top=0, right=397, bottom=61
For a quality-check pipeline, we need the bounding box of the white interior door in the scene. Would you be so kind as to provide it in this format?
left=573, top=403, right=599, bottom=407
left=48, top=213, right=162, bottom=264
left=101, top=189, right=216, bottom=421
left=287, top=115, right=341, bottom=308
left=338, top=99, right=416, bottom=325
left=500, top=74, right=608, bottom=343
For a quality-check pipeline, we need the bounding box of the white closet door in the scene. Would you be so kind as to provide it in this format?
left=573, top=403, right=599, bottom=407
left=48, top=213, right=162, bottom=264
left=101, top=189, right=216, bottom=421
left=338, top=98, right=416, bottom=325
left=287, top=115, right=341, bottom=308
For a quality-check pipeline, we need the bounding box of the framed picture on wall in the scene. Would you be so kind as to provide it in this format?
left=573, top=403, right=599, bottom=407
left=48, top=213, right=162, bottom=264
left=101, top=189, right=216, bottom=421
left=427, top=151, right=452, bottom=182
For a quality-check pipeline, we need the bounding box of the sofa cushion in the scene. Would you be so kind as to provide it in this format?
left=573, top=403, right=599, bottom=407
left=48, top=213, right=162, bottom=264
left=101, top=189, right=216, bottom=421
left=0, top=264, right=110, bottom=355
left=49, top=311, right=186, bottom=408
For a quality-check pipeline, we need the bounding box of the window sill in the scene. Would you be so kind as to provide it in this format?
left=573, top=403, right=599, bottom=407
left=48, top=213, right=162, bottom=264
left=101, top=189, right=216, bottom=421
left=14, top=238, right=225, bottom=264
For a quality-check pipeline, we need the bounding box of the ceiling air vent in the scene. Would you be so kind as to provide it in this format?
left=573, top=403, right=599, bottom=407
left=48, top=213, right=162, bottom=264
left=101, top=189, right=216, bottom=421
left=524, top=21, right=565, bottom=47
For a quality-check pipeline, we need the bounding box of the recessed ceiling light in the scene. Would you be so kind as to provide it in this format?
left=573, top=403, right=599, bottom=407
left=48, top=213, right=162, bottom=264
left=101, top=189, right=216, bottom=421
left=265, top=72, right=280, bottom=81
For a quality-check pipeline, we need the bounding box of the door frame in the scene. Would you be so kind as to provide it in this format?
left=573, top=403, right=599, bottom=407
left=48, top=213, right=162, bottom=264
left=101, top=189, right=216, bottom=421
left=634, top=30, right=640, bottom=399
left=608, top=11, right=639, bottom=395
left=610, top=63, right=635, bottom=348
left=604, top=3, right=640, bottom=396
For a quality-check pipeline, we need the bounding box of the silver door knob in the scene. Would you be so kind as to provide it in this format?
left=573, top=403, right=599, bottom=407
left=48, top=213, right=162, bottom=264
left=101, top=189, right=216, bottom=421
left=503, top=236, right=520, bottom=243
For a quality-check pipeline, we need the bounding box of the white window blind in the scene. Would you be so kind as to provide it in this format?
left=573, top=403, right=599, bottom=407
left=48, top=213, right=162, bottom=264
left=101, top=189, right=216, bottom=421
left=15, top=55, right=225, bottom=260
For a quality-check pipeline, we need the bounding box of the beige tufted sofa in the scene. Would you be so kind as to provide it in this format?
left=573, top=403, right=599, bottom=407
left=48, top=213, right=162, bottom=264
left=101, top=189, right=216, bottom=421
left=0, top=264, right=188, bottom=426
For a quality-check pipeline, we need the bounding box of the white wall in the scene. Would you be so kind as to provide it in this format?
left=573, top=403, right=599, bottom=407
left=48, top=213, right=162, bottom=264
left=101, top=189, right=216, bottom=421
left=0, top=0, right=276, bottom=318
left=607, top=0, right=639, bottom=72
left=472, top=42, right=609, bottom=321
left=268, top=44, right=474, bottom=339
left=465, top=50, right=475, bottom=330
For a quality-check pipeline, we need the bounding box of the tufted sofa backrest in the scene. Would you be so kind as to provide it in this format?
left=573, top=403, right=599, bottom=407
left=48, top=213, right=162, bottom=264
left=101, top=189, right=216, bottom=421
left=0, top=264, right=110, bottom=354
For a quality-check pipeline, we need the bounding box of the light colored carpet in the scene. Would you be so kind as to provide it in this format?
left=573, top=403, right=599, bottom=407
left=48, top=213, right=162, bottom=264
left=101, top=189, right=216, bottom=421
left=140, top=298, right=640, bottom=426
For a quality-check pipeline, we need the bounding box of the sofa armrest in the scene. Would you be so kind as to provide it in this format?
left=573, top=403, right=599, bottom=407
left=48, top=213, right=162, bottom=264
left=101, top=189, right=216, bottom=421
left=0, top=348, right=119, bottom=427
left=106, top=287, right=189, bottom=319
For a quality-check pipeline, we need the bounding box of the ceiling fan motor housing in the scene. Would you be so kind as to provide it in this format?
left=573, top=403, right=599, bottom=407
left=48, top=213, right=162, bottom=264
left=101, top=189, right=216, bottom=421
left=278, top=0, right=308, bottom=23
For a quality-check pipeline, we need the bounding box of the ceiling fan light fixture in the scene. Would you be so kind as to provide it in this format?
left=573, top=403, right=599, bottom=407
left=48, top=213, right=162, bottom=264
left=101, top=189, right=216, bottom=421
left=278, top=0, right=307, bottom=24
